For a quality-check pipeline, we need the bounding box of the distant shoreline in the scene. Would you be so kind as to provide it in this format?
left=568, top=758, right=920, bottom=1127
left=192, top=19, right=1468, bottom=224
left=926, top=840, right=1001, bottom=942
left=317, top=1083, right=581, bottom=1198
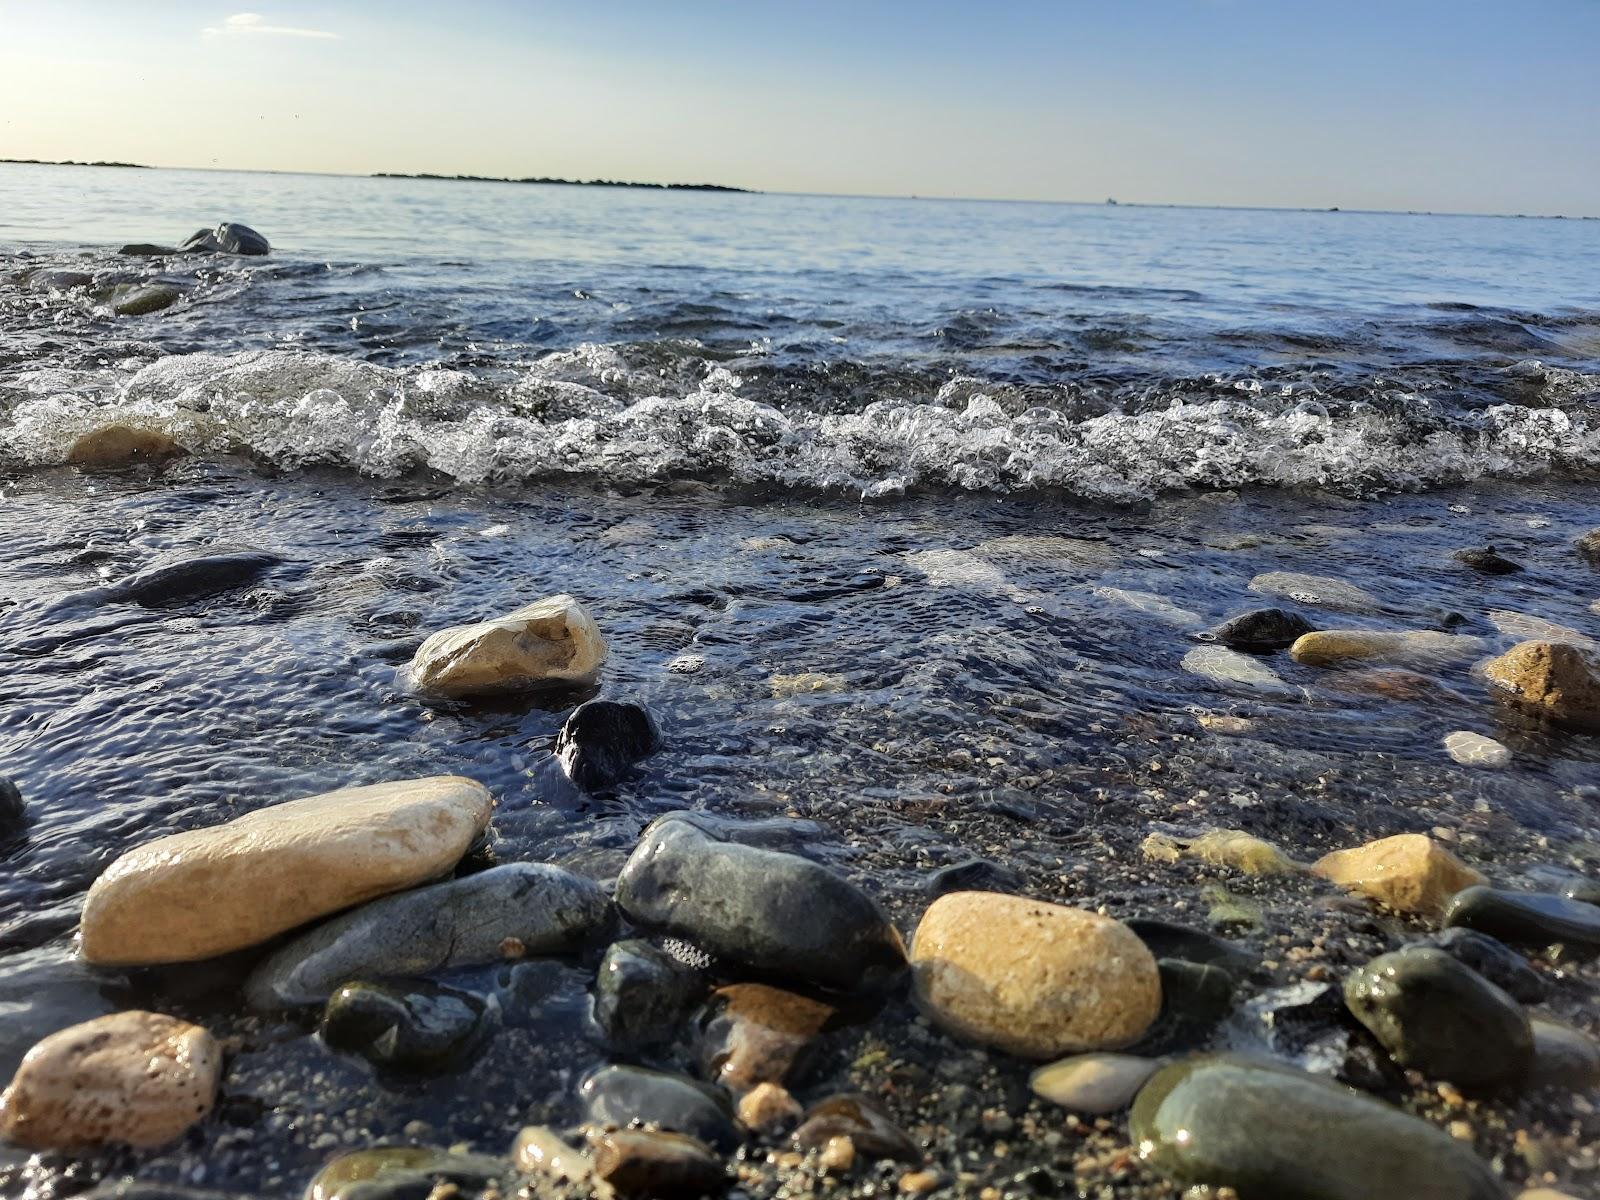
left=372, top=171, right=752, bottom=193
left=1, top=157, right=148, bottom=169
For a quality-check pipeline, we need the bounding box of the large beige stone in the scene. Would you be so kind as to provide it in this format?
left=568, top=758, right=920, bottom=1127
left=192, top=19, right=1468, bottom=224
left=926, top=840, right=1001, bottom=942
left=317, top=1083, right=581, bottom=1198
left=409, top=594, right=606, bottom=697
left=79, top=775, right=492, bottom=966
left=1311, top=833, right=1485, bottom=916
left=66, top=425, right=183, bottom=467
left=1483, top=640, right=1600, bottom=730
left=1141, top=828, right=1301, bottom=876
left=0, top=1011, right=220, bottom=1149
left=910, top=892, right=1161, bottom=1060
left=1289, top=629, right=1485, bottom=668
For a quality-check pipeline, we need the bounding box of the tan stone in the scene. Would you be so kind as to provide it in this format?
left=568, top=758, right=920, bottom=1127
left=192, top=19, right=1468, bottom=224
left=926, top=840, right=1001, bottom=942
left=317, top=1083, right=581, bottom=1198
left=1575, top=527, right=1600, bottom=559
left=1141, top=828, right=1301, bottom=876
left=701, top=983, right=835, bottom=1093
left=1518, top=1191, right=1582, bottom=1200
left=409, top=594, right=606, bottom=697
left=1289, top=629, right=1485, bottom=668
left=1483, top=640, right=1600, bottom=730
left=0, top=1011, right=220, bottom=1149
left=769, top=672, right=847, bottom=698
left=1029, top=1053, right=1162, bottom=1114
left=737, top=1082, right=802, bottom=1136
left=79, top=775, right=492, bottom=965
left=818, top=1136, right=856, bottom=1173
left=513, top=1125, right=598, bottom=1187
left=1312, top=833, right=1485, bottom=916
left=592, top=1129, right=724, bottom=1198
left=910, top=892, right=1161, bottom=1060
left=66, top=425, right=183, bottom=467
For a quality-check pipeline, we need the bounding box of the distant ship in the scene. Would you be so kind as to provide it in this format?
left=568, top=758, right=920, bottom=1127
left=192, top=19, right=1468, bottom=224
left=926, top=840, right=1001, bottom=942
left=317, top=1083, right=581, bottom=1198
left=1106, top=197, right=1118, bottom=206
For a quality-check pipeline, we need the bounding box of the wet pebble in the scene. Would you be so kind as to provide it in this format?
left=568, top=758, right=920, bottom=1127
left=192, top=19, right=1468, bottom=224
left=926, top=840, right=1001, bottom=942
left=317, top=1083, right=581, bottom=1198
left=303, top=1147, right=509, bottom=1200
left=555, top=698, right=661, bottom=791
left=1248, top=571, right=1380, bottom=613
left=1201, top=607, right=1318, bottom=650
left=1180, top=645, right=1289, bottom=693
left=1141, top=957, right=1235, bottom=1052
left=1444, top=885, right=1600, bottom=949
left=579, top=1065, right=739, bottom=1151
left=593, top=1129, right=728, bottom=1198
left=1453, top=546, right=1523, bottom=574
left=1311, top=833, right=1485, bottom=917
left=111, top=283, right=180, bottom=316
left=1123, top=918, right=1258, bottom=980
left=1029, top=1052, right=1161, bottom=1114
left=696, top=982, right=835, bottom=1093
left=65, top=425, right=184, bottom=467
left=924, top=857, right=1024, bottom=898
left=107, top=546, right=281, bottom=606
left=793, top=1095, right=919, bottom=1162
left=1289, top=629, right=1485, bottom=668
left=408, top=593, right=607, bottom=697
left=1420, top=927, right=1546, bottom=1004
left=1528, top=1017, right=1600, bottom=1090
left=593, top=938, right=705, bottom=1051
left=1483, top=640, right=1600, bottom=730
left=319, top=980, right=486, bottom=1072
left=1444, top=730, right=1512, bottom=768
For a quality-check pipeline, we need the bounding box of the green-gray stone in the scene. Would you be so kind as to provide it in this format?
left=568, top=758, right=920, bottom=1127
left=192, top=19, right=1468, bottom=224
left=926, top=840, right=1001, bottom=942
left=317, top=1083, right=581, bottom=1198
left=111, top=284, right=179, bottom=316
left=303, top=1147, right=509, bottom=1200
left=1139, top=958, right=1235, bottom=1052
left=1343, top=948, right=1530, bottom=1089
left=320, top=980, right=485, bottom=1071
left=1529, top=1017, right=1600, bottom=1090
left=1130, top=1054, right=1505, bottom=1200
left=1443, top=886, right=1600, bottom=949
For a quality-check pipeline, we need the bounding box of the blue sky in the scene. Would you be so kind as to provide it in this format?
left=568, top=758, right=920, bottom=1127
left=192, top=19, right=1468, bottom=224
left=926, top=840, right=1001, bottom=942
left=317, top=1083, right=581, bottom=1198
left=1, top=1, right=1596, bottom=214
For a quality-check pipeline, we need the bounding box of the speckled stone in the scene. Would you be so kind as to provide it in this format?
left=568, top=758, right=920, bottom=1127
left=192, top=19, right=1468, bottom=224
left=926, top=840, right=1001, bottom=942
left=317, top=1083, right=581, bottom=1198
left=1483, top=640, right=1600, bottom=730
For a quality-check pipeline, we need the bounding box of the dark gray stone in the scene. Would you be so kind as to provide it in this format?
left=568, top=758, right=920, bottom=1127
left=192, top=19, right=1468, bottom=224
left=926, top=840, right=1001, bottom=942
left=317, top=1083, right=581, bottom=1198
left=246, top=863, right=613, bottom=1009
left=1130, top=1054, right=1505, bottom=1200
left=108, top=547, right=280, bottom=606
left=1125, top=918, right=1257, bottom=980
left=1420, top=927, right=1546, bottom=1003
left=181, top=222, right=270, bottom=256
left=1444, top=885, right=1600, bottom=949
left=117, top=243, right=178, bottom=257
left=0, top=775, right=24, bottom=836
left=1202, top=607, right=1318, bottom=651
left=556, top=699, right=661, bottom=791
left=320, top=980, right=486, bottom=1071
left=593, top=939, right=704, bottom=1050
left=1452, top=547, right=1523, bottom=575
left=1343, top=947, right=1531, bottom=1089
left=924, top=857, right=1024, bottom=899
left=615, top=813, right=906, bottom=995
left=112, top=284, right=180, bottom=317
left=579, top=1065, right=738, bottom=1150
left=1559, top=875, right=1600, bottom=906
left=1138, top=958, right=1235, bottom=1053
left=1528, top=1017, right=1600, bottom=1090
left=792, top=1094, right=919, bottom=1162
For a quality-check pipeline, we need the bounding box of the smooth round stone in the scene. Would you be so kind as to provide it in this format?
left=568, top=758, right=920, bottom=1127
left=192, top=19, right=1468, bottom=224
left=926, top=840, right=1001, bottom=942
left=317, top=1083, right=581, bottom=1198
left=555, top=699, right=661, bottom=790
left=925, top=857, right=1024, bottom=899
left=1030, top=1053, right=1161, bottom=1114
left=1420, top=928, right=1546, bottom=1004
left=1202, top=607, right=1317, bottom=650
left=592, top=939, right=705, bottom=1051
left=1483, top=640, right=1600, bottom=731
left=111, top=284, right=180, bottom=316
left=1143, top=958, right=1235, bottom=1052
left=1247, top=571, right=1380, bottom=613
left=304, top=1147, right=508, bottom=1200
left=65, top=425, right=184, bottom=467
left=1180, top=645, right=1289, bottom=693
left=1123, top=918, right=1258, bottom=980
left=579, top=1065, right=739, bottom=1151
left=792, top=1095, right=919, bottom=1162
left=616, top=813, right=906, bottom=996
left=910, top=892, right=1161, bottom=1060
left=593, top=1129, right=727, bottom=1198
left=697, top=982, right=835, bottom=1093
left=1444, top=730, right=1512, bottom=768
left=408, top=594, right=606, bottom=697
left=1453, top=547, right=1523, bottom=575
left=80, top=775, right=492, bottom=966
left=0, top=1011, right=220, bottom=1150
left=107, top=546, right=280, bottom=606
left=1528, top=1018, right=1600, bottom=1090
left=1131, top=1054, right=1505, bottom=1200
left=320, top=980, right=485, bottom=1071
left=1444, top=885, right=1600, bottom=949
left=1343, top=947, right=1531, bottom=1089
left=1289, top=629, right=1485, bottom=668
left=1312, top=834, right=1485, bottom=917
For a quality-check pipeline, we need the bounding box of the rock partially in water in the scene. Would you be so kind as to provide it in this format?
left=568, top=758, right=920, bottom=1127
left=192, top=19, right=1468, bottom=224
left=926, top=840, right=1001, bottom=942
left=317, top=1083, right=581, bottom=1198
left=107, top=547, right=281, bottom=606
left=1483, top=640, right=1600, bottom=730
left=1142, top=827, right=1301, bottom=876
left=1248, top=571, right=1381, bottom=613
left=1577, top=528, right=1600, bottom=561
left=737, top=1082, right=803, bottom=1136
left=793, top=1094, right=919, bottom=1162
left=80, top=774, right=492, bottom=966
left=117, top=243, right=178, bottom=256
left=579, top=1064, right=739, bottom=1150
left=1444, top=885, right=1600, bottom=949
left=924, top=857, right=1024, bottom=898
left=1290, top=629, right=1485, bottom=668
left=319, top=980, right=486, bottom=1071
left=1420, top=928, right=1546, bottom=1004
left=409, top=594, right=607, bottom=698
left=512, top=1125, right=598, bottom=1188
left=1123, top=918, right=1258, bottom=980
left=1343, top=947, right=1532, bottom=1089
left=1141, top=957, right=1235, bottom=1052
left=593, top=1129, right=728, bottom=1198
left=304, top=1147, right=509, bottom=1200
left=1311, top=833, right=1485, bottom=917
left=111, top=284, right=180, bottom=317
left=615, top=813, right=906, bottom=995
left=1030, top=1053, right=1161, bottom=1114
left=65, top=425, right=184, bottom=467
left=555, top=698, right=661, bottom=790
left=1444, top=730, right=1512, bottom=768
left=593, top=939, right=705, bottom=1051
left=697, top=982, right=836, bottom=1093
left=180, top=222, right=270, bottom=256
left=1131, top=1053, right=1505, bottom=1200
left=247, top=861, right=612, bottom=1009
left=0, top=774, right=24, bottom=837
left=0, top=1011, right=220, bottom=1150
left=1180, top=645, right=1290, bottom=693
left=1528, top=1017, right=1600, bottom=1090
left=1453, top=547, right=1524, bottom=575
left=909, top=891, right=1161, bottom=1060
left=1559, top=874, right=1600, bottom=905
left=1486, top=609, right=1599, bottom=651
left=1202, top=607, right=1318, bottom=650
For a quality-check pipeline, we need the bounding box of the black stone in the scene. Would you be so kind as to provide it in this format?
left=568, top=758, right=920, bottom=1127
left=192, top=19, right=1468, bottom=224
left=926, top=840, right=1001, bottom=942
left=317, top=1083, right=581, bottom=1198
left=1137, top=958, right=1235, bottom=1053
left=1200, top=607, right=1318, bottom=651
left=1444, top=885, right=1600, bottom=950
left=1124, top=918, right=1258, bottom=980
left=579, top=1065, right=739, bottom=1151
left=1420, top=927, right=1546, bottom=1003
left=107, top=547, right=281, bottom=606
left=792, top=1094, right=919, bottom=1161
left=117, top=243, right=178, bottom=256
left=615, top=813, right=907, bottom=995
left=556, top=699, right=662, bottom=791
left=593, top=939, right=705, bottom=1050
left=0, top=775, right=24, bottom=836
left=320, top=980, right=485, bottom=1072
left=1343, top=947, right=1532, bottom=1089
left=924, top=857, right=1024, bottom=899
left=1452, top=546, right=1523, bottom=575
left=181, top=222, right=270, bottom=256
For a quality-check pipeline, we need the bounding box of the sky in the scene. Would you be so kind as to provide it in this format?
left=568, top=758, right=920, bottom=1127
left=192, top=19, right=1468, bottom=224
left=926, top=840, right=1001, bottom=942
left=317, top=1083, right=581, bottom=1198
left=1, top=1, right=1598, bottom=215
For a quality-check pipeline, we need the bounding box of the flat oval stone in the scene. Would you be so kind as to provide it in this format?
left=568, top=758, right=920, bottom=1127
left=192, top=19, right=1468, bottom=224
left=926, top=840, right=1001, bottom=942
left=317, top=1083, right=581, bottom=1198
left=579, top=1065, right=738, bottom=1151
left=1131, top=1054, right=1505, bottom=1200
left=1290, top=629, right=1485, bottom=668
left=1343, top=947, right=1531, bottom=1089
left=1444, top=730, right=1512, bottom=768
left=304, top=1147, right=508, bottom=1200
left=1248, top=572, right=1380, bottom=613
left=80, top=775, right=493, bottom=966
left=1030, top=1053, right=1161, bottom=1114
left=1180, top=645, right=1289, bottom=693
left=1444, top=886, right=1600, bottom=949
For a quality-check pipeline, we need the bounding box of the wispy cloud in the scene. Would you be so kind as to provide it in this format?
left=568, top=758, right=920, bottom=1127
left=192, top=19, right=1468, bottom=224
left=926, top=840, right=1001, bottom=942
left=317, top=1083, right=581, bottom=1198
left=202, top=13, right=339, bottom=40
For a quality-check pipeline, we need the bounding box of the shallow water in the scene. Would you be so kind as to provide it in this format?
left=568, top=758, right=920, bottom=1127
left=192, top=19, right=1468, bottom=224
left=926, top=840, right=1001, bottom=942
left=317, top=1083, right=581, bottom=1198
left=2, top=166, right=1599, bottom=1197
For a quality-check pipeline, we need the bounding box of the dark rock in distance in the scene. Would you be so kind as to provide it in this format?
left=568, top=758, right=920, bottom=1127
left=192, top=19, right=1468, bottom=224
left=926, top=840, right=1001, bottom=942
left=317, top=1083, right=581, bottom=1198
left=556, top=699, right=661, bottom=791
left=579, top=1064, right=738, bottom=1151
left=615, top=813, right=907, bottom=995
left=924, top=857, right=1024, bottom=898
left=1130, top=1054, right=1505, bottom=1200
left=320, top=980, right=485, bottom=1071
left=108, top=547, right=281, bottom=606
left=0, top=776, right=24, bottom=837
left=793, top=1094, right=919, bottom=1162
left=593, top=939, right=705, bottom=1051
left=117, top=243, right=178, bottom=257
left=181, top=222, right=270, bottom=256
left=1444, top=885, right=1600, bottom=949
left=1201, top=608, right=1318, bottom=651
left=1419, top=927, right=1546, bottom=1003
left=1452, top=546, right=1523, bottom=575
left=1343, top=947, right=1531, bottom=1089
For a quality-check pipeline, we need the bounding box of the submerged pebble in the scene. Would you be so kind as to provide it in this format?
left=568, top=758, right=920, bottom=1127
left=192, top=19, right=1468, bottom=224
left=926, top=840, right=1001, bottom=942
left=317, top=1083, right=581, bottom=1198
left=1180, top=645, right=1289, bottom=692
left=580, top=1064, right=739, bottom=1150
left=1289, top=628, right=1485, bottom=668
left=1444, top=730, right=1512, bottom=768
left=1248, top=571, right=1381, bottom=613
